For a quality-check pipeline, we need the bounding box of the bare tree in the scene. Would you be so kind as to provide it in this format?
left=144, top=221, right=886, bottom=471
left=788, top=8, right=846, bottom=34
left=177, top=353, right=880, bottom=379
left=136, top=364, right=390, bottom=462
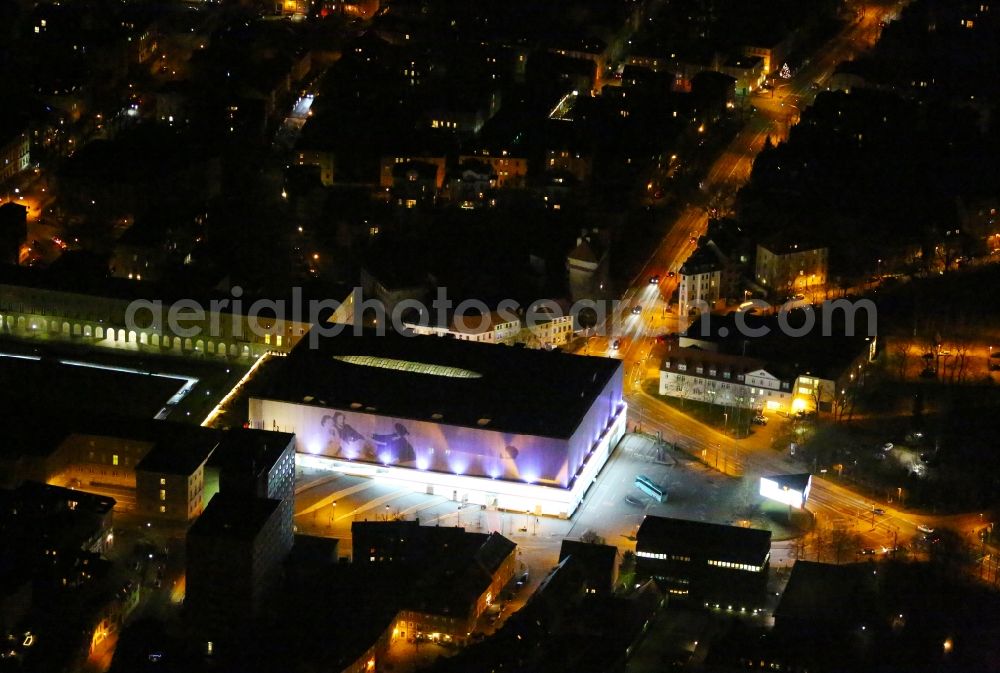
left=954, top=342, right=972, bottom=383
left=891, top=338, right=911, bottom=380
left=830, top=524, right=860, bottom=564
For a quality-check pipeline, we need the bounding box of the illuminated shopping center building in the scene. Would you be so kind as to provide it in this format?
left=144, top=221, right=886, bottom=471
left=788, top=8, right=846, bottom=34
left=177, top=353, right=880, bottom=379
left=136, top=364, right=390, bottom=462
left=247, top=329, right=626, bottom=517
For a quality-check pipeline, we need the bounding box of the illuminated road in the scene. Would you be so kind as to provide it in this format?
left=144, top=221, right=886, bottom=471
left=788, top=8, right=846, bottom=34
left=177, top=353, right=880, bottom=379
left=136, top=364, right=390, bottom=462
left=286, top=0, right=980, bottom=580
left=590, top=1, right=947, bottom=557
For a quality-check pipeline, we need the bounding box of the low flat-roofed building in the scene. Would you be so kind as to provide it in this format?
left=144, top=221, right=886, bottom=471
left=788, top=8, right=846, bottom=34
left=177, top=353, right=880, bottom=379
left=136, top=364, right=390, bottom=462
left=249, top=329, right=626, bottom=518
left=636, top=515, right=771, bottom=605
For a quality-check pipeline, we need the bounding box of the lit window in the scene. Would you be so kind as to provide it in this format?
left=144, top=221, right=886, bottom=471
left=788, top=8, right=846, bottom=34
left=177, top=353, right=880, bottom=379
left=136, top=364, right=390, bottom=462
left=159, top=505, right=166, bottom=513
left=112, top=454, right=119, bottom=466
left=160, top=478, right=166, bottom=485
left=159, top=489, right=166, bottom=501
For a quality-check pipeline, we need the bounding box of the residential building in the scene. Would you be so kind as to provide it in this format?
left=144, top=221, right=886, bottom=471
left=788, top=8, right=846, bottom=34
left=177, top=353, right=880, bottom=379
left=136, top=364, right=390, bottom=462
left=548, top=37, right=610, bottom=88
left=446, top=162, right=496, bottom=208
left=406, top=310, right=521, bottom=344
left=458, top=151, right=528, bottom=188
left=675, top=313, right=878, bottom=414
left=388, top=160, right=441, bottom=208
left=108, top=210, right=202, bottom=282
left=425, top=88, right=501, bottom=135
left=755, top=241, right=828, bottom=296
left=0, top=481, right=116, bottom=556
left=742, top=31, right=797, bottom=76
left=352, top=521, right=517, bottom=645
left=0, top=126, right=30, bottom=182
left=678, top=243, right=724, bottom=315
left=558, top=539, right=619, bottom=594
left=395, top=531, right=517, bottom=645
left=659, top=346, right=795, bottom=413
left=135, top=435, right=216, bottom=522
left=296, top=149, right=336, bottom=186
left=379, top=155, right=447, bottom=190
left=429, top=555, right=666, bottom=673
left=0, top=202, right=28, bottom=265
left=405, top=308, right=574, bottom=349
left=566, top=232, right=609, bottom=303
left=635, top=515, right=771, bottom=605
left=545, top=148, right=593, bottom=183
left=719, top=55, right=765, bottom=96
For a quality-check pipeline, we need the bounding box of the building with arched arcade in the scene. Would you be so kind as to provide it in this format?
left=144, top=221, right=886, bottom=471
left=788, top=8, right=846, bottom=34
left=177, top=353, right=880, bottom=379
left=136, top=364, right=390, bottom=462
left=0, top=267, right=312, bottom=360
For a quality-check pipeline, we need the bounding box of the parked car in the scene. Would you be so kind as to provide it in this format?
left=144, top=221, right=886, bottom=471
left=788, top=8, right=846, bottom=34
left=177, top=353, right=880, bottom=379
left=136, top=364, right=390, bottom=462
left=752, top=415, right=768, bottom=426
left=611, top=339, right=621, bottom=351
left=631, top=306, right=642, bottom=315
left=516, top=572, right=529, bottom=586
left=872, top=508, right=886, bottom=516
left=881, top=442, right=894, bottom=452
left=861, top=548, right=876, bottom=556
left=649, top=275, right=660, bottom=285
left=917, top=524, right=935, bottom=535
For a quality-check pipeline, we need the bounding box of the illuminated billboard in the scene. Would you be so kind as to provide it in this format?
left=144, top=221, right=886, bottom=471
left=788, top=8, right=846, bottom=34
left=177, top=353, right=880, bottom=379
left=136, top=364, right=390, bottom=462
left=759, top=474, right=812, bottom=509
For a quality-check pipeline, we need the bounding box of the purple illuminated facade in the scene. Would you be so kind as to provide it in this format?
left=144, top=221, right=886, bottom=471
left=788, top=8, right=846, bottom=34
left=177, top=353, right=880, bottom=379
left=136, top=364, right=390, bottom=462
left=248, top=367, right=623, bottom=490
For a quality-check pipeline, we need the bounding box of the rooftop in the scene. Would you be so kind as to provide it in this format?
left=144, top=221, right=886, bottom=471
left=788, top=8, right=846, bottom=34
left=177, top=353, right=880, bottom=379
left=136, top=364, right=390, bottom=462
left=773, top=561, right=879, bottom=627
left=680, top=241, right=726, bottom=275
left=251, top=329, right=622, bottom=438
left=763, top=473, right=812, bottom=494
left=209, top=428, right=295, bottom=478
left=637, top=515, right=771, bottom=565
left=187, top=493, right=281, bottom=541
left=679, top=312, right=874, bottom=381
left=661, top=345, right=769, bottom=379
left=135, top=435, right=218, bottom=475
left=558, top=539, right=618, bottom=584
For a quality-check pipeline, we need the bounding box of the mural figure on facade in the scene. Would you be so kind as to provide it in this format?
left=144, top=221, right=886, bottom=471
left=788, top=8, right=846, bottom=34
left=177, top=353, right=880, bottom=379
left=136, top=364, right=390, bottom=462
left=311, top=411, right=558, bottom=482
left=499, top=445, right=521, bottom=479
left=321, top=412, right=369, bottom=459
left=371, top=422, right=416, bottom=465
